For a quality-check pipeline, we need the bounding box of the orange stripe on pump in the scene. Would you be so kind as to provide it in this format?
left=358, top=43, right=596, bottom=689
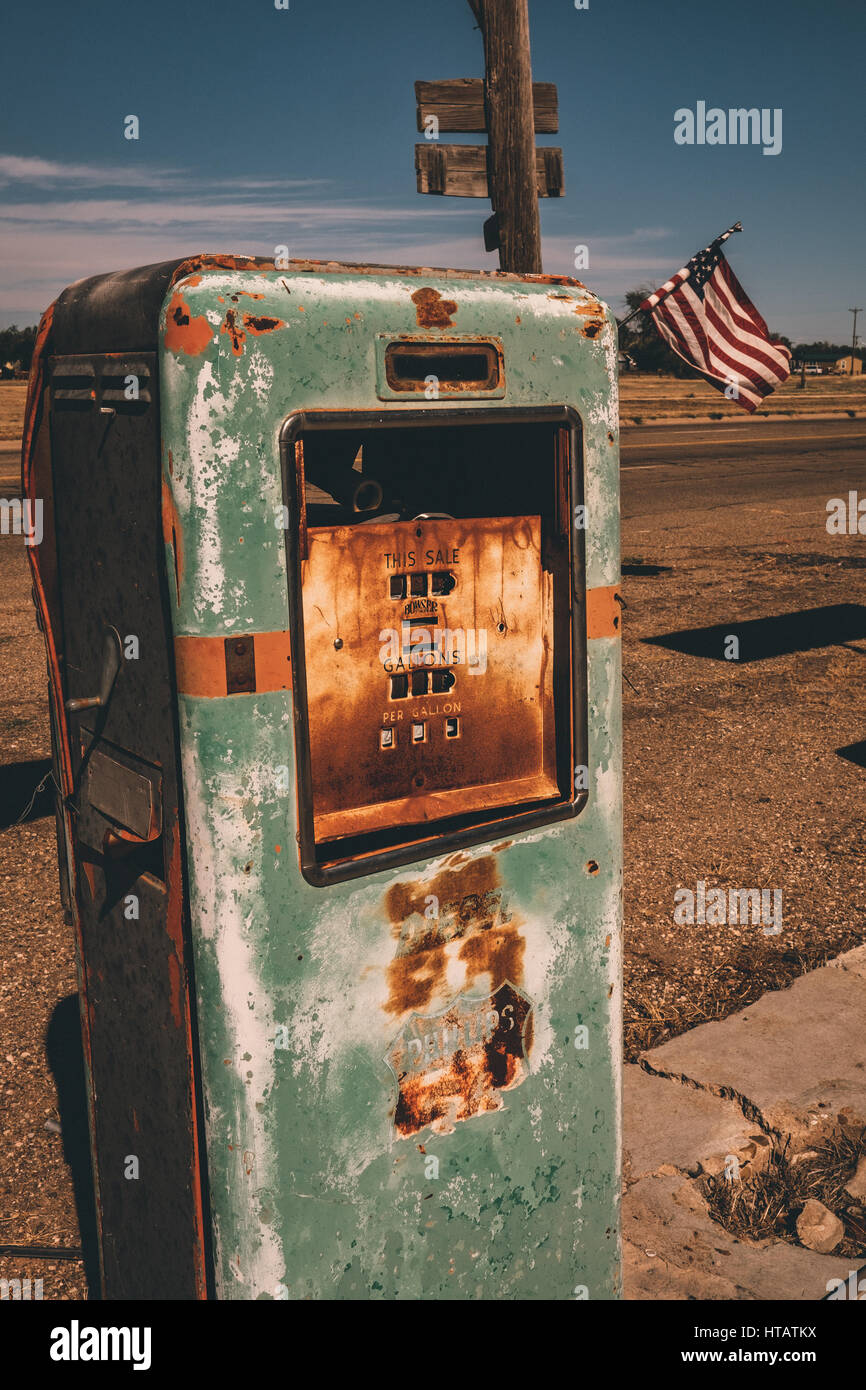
left=174, top=631, right=292, bottom=697
left=254, top=630, right=294, bottom=692
left=586, top=585, right=622, bottom=639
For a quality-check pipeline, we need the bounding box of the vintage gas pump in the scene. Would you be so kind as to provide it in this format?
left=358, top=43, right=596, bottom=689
left=24, top=254, right=622, bottom=1299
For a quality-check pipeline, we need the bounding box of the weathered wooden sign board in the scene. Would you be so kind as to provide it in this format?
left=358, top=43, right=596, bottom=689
left=415, top=143, right=564, bottom=199
left=415, top=78, right=558, bottom=133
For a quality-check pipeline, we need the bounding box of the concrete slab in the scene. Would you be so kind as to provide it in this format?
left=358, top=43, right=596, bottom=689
left=624, top=1174, right=854, bottom=1301
left=640, top=946, right=866, bottom=1136
left=623, top=1064, right=758, bottom=1181
left=623, top=949, right=866, bottom=1299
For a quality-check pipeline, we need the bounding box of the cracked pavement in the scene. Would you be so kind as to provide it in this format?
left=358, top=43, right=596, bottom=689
left=623, top=946, right=866, bottom=1299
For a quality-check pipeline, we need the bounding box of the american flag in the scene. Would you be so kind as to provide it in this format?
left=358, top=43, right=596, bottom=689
left=636, top=224, right=791, bottom=412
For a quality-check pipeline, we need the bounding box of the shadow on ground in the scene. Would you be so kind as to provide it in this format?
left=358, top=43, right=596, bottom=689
left=0, top=757, right=54, bottom=829
left=643, top=603, right=866, bottom=662
left=621, top=562, right=674, bottom=578
left=837, top=740, right=866, bottom=769
left=45, top=995, right=101, bottom=1297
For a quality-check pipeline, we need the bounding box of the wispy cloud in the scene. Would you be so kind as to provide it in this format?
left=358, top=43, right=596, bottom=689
left=0, top=151, right=685, bottom=323
left=0, top=197, right=470, bottom=231
left=0, top=153, right=326, bottom=192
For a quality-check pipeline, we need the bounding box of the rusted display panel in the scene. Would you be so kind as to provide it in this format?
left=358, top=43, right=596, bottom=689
left=301, top=514, right=557, bottom=840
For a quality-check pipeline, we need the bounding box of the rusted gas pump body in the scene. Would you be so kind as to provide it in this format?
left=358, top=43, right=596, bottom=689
left=24, top=254, right=622, bottom=1299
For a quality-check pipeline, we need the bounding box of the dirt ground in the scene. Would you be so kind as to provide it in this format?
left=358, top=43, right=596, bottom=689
left=619, top=370, right=866, bottom=424
left=621, top=521, right=866, bottom=1060
left=0, top=388, right=864, bottom=1299
left=0, top=381, right=28, bottom=443
left=0, top=529, right=85, bottom=1299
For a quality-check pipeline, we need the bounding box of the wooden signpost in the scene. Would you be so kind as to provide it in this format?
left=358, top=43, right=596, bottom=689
left=414, top=0, right=563, bottom=274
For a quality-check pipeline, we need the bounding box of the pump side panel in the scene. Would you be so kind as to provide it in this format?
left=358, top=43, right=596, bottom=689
left=44, top=351, right=207, bottom=1298
left=160, top=268, right=621, bottom=1300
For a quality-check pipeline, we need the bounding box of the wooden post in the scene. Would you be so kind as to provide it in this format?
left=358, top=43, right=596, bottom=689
left=469, top=0, right=543, bottom=273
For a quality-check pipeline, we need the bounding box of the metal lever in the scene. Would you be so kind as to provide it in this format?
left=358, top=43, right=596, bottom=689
left=66, top=626, right=123, bottom=713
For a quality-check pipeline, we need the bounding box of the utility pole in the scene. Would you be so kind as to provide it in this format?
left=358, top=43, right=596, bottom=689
left=469, top=0, right=542, bottom=273
left=849, top=307, right=861, bottom=376
left=415, top=1, right=562, bottom=275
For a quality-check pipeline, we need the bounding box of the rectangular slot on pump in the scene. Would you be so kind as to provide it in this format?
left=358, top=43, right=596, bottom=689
left=384, top=341, right=500, bottom=393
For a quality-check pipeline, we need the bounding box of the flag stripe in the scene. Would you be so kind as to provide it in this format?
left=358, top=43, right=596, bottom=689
left=681, top=284, right=784, bottom=388
left=662, top=296, right=767, bottom=403
left=703, top=289, right=790, bottom=382
left=717, top=255, right=772, bottom=337
left=707, top=276, right=791, bottom=375
left=656, top=295, right=768, bottom=406
left=650, top=316, right=763, bottom=411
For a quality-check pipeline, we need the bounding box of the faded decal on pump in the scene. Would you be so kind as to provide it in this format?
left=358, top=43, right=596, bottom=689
left=385, top=982, right=533, bottom=1138
left=384, top=855, right=524, bottom=1015
left=382, top=856, right=536, bottom=1138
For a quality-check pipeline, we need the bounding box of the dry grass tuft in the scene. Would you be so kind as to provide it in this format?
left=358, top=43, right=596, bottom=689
left=702, top=1128, right=866, bottom=1257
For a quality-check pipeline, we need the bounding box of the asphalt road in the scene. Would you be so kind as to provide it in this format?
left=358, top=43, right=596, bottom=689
left=620, top=418, right=864, bottom=523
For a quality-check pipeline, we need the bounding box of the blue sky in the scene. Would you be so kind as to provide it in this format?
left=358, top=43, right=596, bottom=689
left=1, top=0, right=863, bottom=342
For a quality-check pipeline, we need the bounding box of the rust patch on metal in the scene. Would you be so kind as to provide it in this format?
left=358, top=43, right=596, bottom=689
left=459, top=920, right=525, bottom=990
left=81, top=858, right=99, bottom=899
left=571, top=300, right=605, bottom=340
left=221, top=308, right=286, bottom=355
left=384, top=338, right=502, bottom=394
left=586, top=584, right=622, bottom=639
left=163, top=292, right=213, bottom=356
left=221, top=308, right=245, bottom=356
left=384, top=856, right=520, bottom=1019
left=411, top=286, right=458, bottom=328
left=161, top=472, right=184, bottom=602
left=386, top=850, right=500, bottom=935
left=386, top=982, right=533, bottom=1137
left=244, top=314, right=284, bottom=334
left=167, top=953, right=183, bottom=1030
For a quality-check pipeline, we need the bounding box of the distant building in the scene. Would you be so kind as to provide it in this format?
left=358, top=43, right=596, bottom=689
left=792, top=350, right=862, bottom=375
